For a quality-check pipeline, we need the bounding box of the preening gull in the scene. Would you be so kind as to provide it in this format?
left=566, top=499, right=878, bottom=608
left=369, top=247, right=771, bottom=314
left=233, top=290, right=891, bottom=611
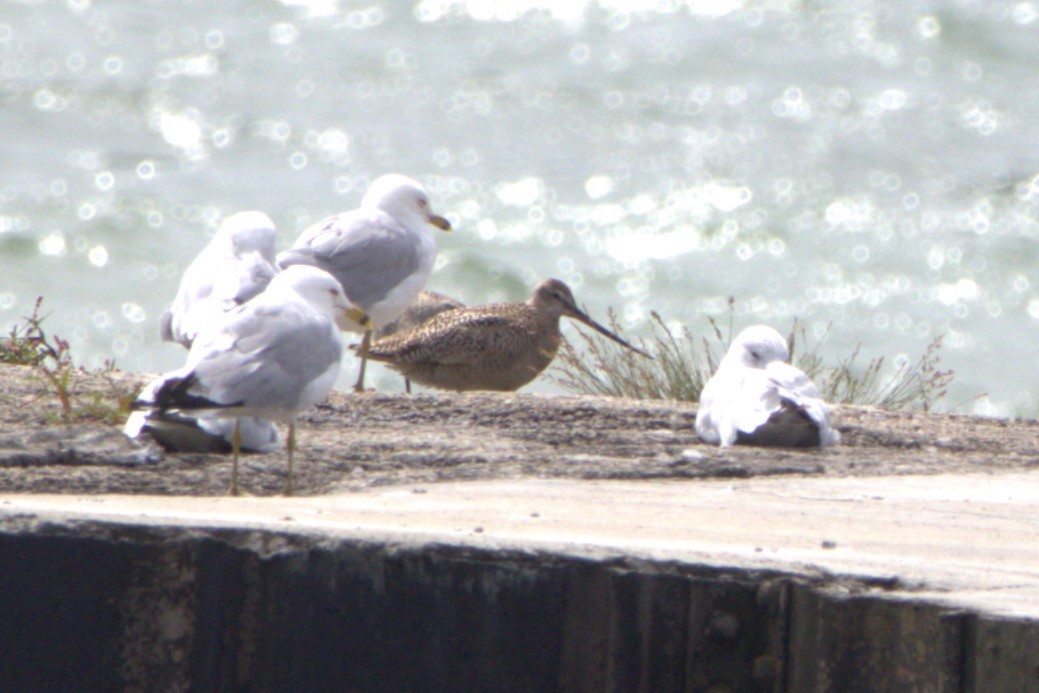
left=363, top=279, right=650, bottom=392
left=373, top=290, right=465, bottom=393
left=134, top=265, right=371, bottom=495
left=155, top=211, right=281, bottom=450
left=277, top=174, right=451, bottom=391
left=696, top=325, right=839, bottom=448
left=160, top=210, right=279, bottom=348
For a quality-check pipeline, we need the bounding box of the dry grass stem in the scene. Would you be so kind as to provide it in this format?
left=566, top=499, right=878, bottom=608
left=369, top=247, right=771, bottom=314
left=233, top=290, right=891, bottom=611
left=0, top=297, right=137, bottom=423
left=552, top=302, right=954, bottom=413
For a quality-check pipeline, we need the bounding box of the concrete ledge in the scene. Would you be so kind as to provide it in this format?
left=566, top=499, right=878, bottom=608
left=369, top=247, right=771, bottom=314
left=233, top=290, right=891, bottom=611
left=3, top=473, right=1039, bottom=690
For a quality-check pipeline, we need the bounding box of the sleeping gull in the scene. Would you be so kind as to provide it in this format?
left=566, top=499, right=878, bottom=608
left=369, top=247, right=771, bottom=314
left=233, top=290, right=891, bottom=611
left=134, top=265, right=371, bottom=495
left=160, top=210, right=279, bottom=348
left=696, top=325, right=839, bottom=448
left=155, top=211, right=281, bottom=450
left=277, top=174, right=451, bottom=391
left=362, top=279, right=649, bottom=392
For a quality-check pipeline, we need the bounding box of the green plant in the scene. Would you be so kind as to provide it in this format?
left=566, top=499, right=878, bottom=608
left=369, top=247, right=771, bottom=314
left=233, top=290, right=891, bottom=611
left=0, top=297, right=76, bottom=416
left=551, top=302, right=954, bottom=413
left=0, top=297, right=137, bottom=423
left=69, top=360, right=140, bottom=425
left=0, top=298, right=48, bottom=366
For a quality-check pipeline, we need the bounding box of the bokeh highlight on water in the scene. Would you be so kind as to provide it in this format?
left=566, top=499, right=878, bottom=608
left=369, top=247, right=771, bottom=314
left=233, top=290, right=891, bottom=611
left=2, top=0, right=1039, bottom=415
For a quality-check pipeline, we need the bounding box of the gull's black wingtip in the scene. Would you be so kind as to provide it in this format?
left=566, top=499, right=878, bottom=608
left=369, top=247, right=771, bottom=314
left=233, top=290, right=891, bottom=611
left=142, top=372, right=243, bottom=413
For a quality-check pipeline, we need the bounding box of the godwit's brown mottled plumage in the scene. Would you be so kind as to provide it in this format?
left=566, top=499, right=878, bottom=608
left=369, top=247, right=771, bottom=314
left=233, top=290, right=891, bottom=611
left=373, top=290, right=465, bottom=393
left=373, top=290, right=465, bottom=341
left=362, top=279, right=649, bottom=392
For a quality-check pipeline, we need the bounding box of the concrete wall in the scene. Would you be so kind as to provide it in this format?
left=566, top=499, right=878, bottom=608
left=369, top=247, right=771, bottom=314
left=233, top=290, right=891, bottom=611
left=1, top=521, right=1037, bottom=691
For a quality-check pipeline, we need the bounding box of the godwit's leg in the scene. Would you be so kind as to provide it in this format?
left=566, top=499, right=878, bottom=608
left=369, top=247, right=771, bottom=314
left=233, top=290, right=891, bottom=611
left=230, top=419, right=242, bottom=496
left=353, top=330, right=372, bottom=392
left=284, top=422, right=296, bottom=496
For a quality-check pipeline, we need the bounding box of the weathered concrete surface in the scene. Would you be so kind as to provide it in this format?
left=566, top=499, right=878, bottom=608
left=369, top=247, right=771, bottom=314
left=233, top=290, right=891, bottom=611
left=3, top=363, right=1039, bottom=496
left=3, top=473, right=1039, bottom=690
left=4, top=363, right=1039, bottom=689
left=5, top=473, right=1039, bottom=616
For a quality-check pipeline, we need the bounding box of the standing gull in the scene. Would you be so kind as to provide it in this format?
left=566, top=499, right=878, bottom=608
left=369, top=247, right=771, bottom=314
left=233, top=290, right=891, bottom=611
left=160, top=210, right=279, bottom=348
left=373, top=290, right=465, bottom=393
left=134, top=265, right=371, bottom=495
left=695, top=324, right=840, bottom=448
left=277, top=174, right=452, bottom=391
left=362, top=278, right=650, bottom=392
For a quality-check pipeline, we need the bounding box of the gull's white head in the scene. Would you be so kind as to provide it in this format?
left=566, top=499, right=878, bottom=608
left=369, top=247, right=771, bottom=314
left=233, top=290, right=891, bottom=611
left=217, top=211, right=278, bottom=258
left=723, top=324, right=790, bottom=369
left=361, top=174, right=452, bottom=234
left=270, top=265, right=371, bottom=333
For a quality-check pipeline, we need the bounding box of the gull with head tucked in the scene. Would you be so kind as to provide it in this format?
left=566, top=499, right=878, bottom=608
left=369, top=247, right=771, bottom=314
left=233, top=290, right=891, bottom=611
left=135, top=265, right=371, bottom=495
left=277, top=174, right=452, bottom=391
left=160, top=210, right=280, bottom=348
left=150, top=211, right=282, bottom=452
left=696, top=324, right=840, bottom=448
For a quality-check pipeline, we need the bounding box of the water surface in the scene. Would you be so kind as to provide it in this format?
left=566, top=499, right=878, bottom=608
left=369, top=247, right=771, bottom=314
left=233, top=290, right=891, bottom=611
left=2, top=0, right=1039, bottom=414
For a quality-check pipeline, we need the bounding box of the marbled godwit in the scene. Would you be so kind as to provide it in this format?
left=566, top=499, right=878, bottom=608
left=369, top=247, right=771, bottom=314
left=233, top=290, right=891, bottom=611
left=133, top=266, right=371, bottom=495
left=696, top=324, right=840, bottom=448
left=160, top=211, right=279, bottom=348
left=277, top=174, right=451, bottom=392
left=362, top=278, right=649, bottom=392
left=373, top=290, right=465, bottom=393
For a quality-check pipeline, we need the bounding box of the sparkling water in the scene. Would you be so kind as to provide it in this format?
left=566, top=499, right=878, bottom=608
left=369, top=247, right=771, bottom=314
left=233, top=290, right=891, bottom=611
left=2, top=0, right=1038, bottom=415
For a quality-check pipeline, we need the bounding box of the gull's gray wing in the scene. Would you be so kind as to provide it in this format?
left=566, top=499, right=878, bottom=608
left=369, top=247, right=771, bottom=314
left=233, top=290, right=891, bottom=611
left=696, top=366, right=778, bottom=446
left=765, top=361, right=839, bottom=445
left=163, top=238, right=269, bottom=348
left=766, top=361, right=822, bottom=401
left=187, top=302, right=342, bottom=413
left=279, top=210, right=423, bottom=309
left=215, top=250, right=278, bottom=304
left=162, top=258, right=217, bottom=347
